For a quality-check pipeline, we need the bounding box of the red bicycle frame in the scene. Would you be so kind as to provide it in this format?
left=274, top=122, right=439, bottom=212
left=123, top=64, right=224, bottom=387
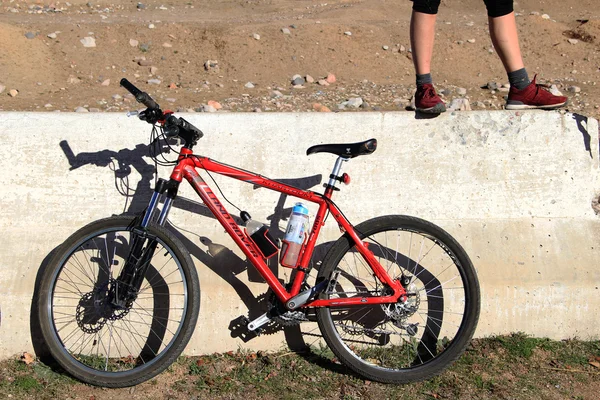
left=167, top=148, right=405, bottom=308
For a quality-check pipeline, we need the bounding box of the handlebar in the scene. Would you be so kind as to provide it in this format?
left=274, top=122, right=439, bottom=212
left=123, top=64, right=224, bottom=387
left=120, top=78, right=204, bottom=147
left=120, top=78, right=160, bottom=110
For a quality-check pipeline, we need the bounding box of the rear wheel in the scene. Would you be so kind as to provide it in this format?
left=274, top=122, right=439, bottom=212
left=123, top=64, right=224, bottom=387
left=316, top=215, right=479, bottom=383
left=38, top=215, right=200, bottom=387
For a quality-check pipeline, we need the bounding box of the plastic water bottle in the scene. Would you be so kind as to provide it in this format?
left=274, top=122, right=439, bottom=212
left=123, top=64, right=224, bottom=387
left=280, top=203, right=310, bottom=268
left=240, top=211, right=278, bottom=258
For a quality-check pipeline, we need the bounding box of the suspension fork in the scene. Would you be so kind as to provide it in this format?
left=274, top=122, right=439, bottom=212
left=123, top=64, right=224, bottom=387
left=113, top=178, right=180, bottom=306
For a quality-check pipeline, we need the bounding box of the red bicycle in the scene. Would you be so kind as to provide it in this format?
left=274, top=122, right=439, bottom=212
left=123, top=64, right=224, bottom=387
left=37, top=79, right=480, bottom=387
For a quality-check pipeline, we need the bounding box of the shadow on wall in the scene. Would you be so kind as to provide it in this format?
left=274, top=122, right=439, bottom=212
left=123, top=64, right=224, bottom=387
left=31, top=139, right=329, bottom=358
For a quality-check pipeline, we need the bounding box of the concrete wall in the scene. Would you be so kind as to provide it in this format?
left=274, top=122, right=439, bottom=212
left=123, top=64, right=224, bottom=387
left=0, top=110, right=598, bottom=359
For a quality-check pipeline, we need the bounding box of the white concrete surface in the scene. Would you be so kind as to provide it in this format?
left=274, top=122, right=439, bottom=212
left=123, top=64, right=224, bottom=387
left=0, top=110, right=599, bottom=359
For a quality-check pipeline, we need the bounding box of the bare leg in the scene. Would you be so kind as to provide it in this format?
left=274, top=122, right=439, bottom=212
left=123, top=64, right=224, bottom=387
left=410, top=10, right=438, bottom=75
left=488, top=12, right=524, bottom=73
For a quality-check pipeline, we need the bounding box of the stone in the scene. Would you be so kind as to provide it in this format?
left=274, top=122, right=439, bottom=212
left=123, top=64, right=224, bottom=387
left=345, top=97, right=363, bottom=108
left=0, top=85, right=5, bottom=94
left=486, top=82, right=499, bottom=90
left=245, top=82, right=255, bottom=88
left=448, top=98, right=472, bottom=111
left=567, top=86, right=581, bottom=93
left=147, top=79, right=161, bottom=85
left=150, top=66, right=158, bottom=74
left=25, top=32, right=35, bottom=39
left=344, top=31, right=352, bottom=36
left=568, top=39, right=579, bottom=45
left=112, top=94, right=122, bottom=100
left=8, top=89, right=19, bottom=97
left=292, top=76, right=305, bottom=86
left=253, top=33, right=260, bottom=40
left=168, top=83, right=178, bottom=89
left=549, top=85, right=563, bottom=96
left=101, top=79, right=110, bottom=86
left=162, top=42, right=173, bottom=48
left=47, top=32, right=57, bottom=39
left=202, top=105, right=217, bottom=112
left=312, top=103, right=331, bottom=112
left=541, top=14, right=550, bottom=19
left=204, top=60, right=218, bottom=71
left=75, top=106, right=89, bottom=112
left=137, top=3, right=146, bottom=9
left=326, top=73, right=336, bottom=84
left=382, top=45, right=389, bottom=50
left=148, top=23, right=155, bottom=29
left=270, top=90, right=283, bottom=98
left=80, top=37, right=96, bottom=47
left=467, top=39, right=476, bottom=43
left=281, top=28, right=291, bottom=35
left=207, top=100, right=222, bottom=110
left=457, top=87, right=467, bottom=96
left=318, top=79, right=330, bottom=86
left=305, top=75, right=314, bottom=83
left=138, top=59, right=152, bottom=66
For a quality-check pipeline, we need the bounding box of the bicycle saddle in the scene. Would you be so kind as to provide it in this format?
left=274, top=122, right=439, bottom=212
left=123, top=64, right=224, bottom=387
left=306, top=138, right=377, bottom=158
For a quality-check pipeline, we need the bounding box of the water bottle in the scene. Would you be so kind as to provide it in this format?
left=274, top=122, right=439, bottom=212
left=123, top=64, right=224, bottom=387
left=240, top=211, right=278, bottom=259
left=280, top=202, right=310, bottom=268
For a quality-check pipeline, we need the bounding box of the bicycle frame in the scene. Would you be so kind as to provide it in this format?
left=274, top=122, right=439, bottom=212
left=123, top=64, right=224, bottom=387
left=149, top=147, right=404, bottom=309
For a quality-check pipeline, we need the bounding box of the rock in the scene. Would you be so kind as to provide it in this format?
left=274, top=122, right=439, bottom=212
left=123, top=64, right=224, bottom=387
left=253, top=108, right=262, bottom=112
left=270, top=90, right=283, bottom=98
left=398, top=45, right=406, bottom=52
left=101, top=79, right=110, bottom=86
left=148, top=23, right=155, bottom=29
left=162, top=42, right=172, bottom=48
left=8, top=89, right=18, bottom=97
left=253, top=33, right=260, bottom=40
left=25, top=32, right=36, bottom=39
left=549, top=85, right=563, bottom=96
left=80, top=37, right=96, bottom=47
left=150, top=66, right=158, bottom=74
left=312, top=103, right=331, bottom=112
left=448, top=98, right=472, bottom=111
left=567, top=86, right=581, bottom=93
left=318, top=79, right=330, bottom=86
left=467, top=39, right=476, bottom=43
left=281, top=28, right=291, bottom=35
left=485, top=81, right=499, bottom=90
left=568, top=39, right=579, bottom=45
left=244, top=82, right=255, bottom=89
left=207, top=100, right=222, bottom=110
left=344, top=31, right=352, bottom=36
left=0, top=85, right=5, bottom=94
left=457, top=87, right=467, bottom=96
left=202, top=104, right=217, bottom=112
left=326, top=73, right=336, bottom=84
left=75, top=106, right=89, bottom=112
left=112, top=94, right=122, bottom=100
left=138, top=59, right=152, bottom=66
left=305, top=75, right=314, bottom=83
left=147, top=79, right=161, bottom=85
left=47, top=32, right=57, bottom=39
left=292, top=76, right=305, bottom=86
left=541, top=14, right=550, bottom=19
left=345, top=97, right=363, bottom=108
left=67, top=76, right=81, bottom=84
left=44, top=103, right=53, bottom=108
left=139, top=43, right=150, bottom=52
left=137, top=3, right=146, bottom=9
left=382, top=45, right=389, bottom=50
left=204, top=60, right=218, bottom=71
left=168, top=83, right=178, bottom=89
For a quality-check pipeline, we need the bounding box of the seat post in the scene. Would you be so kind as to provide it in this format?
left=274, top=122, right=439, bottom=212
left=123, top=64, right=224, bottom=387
left=327, top=156, right=349, bottom=189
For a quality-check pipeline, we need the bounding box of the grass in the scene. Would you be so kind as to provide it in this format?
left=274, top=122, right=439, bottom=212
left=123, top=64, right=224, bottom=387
left=1, top=334, right=599, bottom=399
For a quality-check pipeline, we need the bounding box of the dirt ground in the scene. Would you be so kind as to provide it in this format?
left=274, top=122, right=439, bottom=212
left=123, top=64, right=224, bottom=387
left=0, top=0, right=599, bottom=117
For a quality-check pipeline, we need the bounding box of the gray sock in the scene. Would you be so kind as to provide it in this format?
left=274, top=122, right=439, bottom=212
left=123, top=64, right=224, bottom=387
left=416, top=73, right=433, bottom=87
left=508, top=68, right=530, bottom=90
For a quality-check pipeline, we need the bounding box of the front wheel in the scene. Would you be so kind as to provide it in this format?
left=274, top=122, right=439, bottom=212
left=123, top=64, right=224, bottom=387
left=316, top=215, right=480, bottom=383
left=38, top=215, right=200, bottom=387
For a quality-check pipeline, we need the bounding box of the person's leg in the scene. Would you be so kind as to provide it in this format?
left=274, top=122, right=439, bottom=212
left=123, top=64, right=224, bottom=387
left=484, top=0, right=567, bottom=109
left=410, top=2, right=445, bottom=113
left=488, top=12, right=525, bottom=75
left=410, top=10, right=438, bottom=76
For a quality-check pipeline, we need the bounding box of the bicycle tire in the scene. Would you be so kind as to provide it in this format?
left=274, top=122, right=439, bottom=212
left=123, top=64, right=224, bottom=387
left=38, top=215, right=200, bottom=387
left=315, top=215, right=480, bottom=383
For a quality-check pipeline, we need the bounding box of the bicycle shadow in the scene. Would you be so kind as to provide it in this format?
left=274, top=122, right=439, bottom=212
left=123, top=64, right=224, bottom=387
left=31, top=139, right=446, bottom=379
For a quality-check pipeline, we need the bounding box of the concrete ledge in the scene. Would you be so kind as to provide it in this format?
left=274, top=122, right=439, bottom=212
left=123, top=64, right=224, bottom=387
left=0, top=110, right=599, bottom=359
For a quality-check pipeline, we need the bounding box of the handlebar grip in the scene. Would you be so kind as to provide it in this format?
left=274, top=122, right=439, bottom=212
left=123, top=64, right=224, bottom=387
left=120, top=78, right=160, bottom=109
left=119, top=78, right=142, bottom=97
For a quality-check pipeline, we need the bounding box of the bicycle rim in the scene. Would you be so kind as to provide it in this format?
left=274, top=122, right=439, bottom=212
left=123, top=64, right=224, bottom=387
left=316, top=216, right=479, bottom=381
left=45, top=225, right=189, bottom=375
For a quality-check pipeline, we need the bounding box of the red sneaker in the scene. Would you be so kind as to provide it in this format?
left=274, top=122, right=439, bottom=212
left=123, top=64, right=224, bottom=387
left=415, top=84, right=446, bottom=114
left=506, top=75, right=568, bottom=110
